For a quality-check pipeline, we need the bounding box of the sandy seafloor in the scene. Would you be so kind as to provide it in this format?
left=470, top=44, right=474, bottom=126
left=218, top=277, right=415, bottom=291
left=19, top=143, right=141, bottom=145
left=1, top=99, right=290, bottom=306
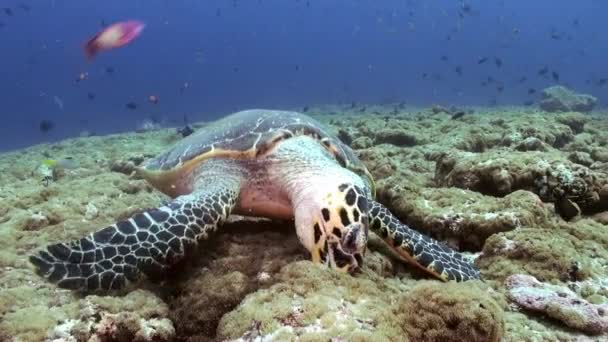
left=1, top=105, right=608, bottom=341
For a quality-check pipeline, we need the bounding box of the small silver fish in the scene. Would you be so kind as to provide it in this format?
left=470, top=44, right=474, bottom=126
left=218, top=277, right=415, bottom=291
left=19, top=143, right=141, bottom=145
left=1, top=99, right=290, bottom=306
left=53, top=95, right=64, bottom=110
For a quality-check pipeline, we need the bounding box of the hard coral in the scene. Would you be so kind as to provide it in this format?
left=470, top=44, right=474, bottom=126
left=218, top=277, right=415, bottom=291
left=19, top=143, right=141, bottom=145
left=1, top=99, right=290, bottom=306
left=540, top=86, right=597, bottom=113
left=506, top=274, right=608, bottom=335
left=395, top=281, right=505, bottom=342
left=478, top=228, right=595, bottom=283
left=435, top=152, right=608, bottom=220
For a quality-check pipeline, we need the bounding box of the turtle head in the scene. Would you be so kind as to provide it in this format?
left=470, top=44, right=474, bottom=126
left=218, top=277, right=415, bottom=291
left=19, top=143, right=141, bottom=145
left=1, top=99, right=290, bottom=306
left=294, top=181, right=370, bottom=274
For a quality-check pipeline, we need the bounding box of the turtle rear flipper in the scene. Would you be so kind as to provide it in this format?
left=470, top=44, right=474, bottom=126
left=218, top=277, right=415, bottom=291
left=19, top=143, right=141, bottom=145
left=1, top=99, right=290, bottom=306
left=368, top=201, right=480, bottom=282
left=29, top=176, right=240, bottom=291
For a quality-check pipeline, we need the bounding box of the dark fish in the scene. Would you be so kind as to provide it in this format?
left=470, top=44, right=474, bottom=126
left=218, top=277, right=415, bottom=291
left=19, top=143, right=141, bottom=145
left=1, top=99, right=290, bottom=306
left=552, top=71, right=560, bottom=82
left=518, top=77, right=528, bottom=83
left=3, top=8, right=13, bottom=16
left=421, top=72, right=428, bottom=79
left=232, top=67, right=239, bottom=72
left=477, top=57, right=488, bottom=64
left=528, top=88, right=536, bottom=94
left=598, top=79, right=607, bottom=86
left=306, top=1, right=310, bottom=7
left=572, top=19, right=580, bottom=28
left=451, top=111, right=465, bottom=120
left=445, top=35, right=452, bottom=41
left=125, top=102, right=138, bottom=110
left=496, top=84, right=504, bottom=93
left=358, top=106, right=366, bottom=113
left=350, top=101, right=356, bottom=109
left=177, top=125, right=194, bottom=137
left=100, top=19, right=107, bottom=28
left=550, top=31, right=562, bottom=40
left=87, top=92, right=96, bottom=100
left=461, top=3, right=472, bottom=13
left=440, top=55, right=449, bottom=62
left=105, top=66, right=115, bottom=74
left=295, top=65, right=300, bottom=71
left=216, top=8, right=221, bottom=16
left=302, top=106, right=309, bottom=112
left=454, top=66, right=463, bottom=76
left=523, top=100, right=534, bottom=106
left=0, top=21, right=4, bottom=28
left=179, top=82, right=190, bottom=93
left=39, top=120, right=54, bottom=132
left=494, top=57, right=503, bottom=68
left=538, top=66, right=548, bottom=76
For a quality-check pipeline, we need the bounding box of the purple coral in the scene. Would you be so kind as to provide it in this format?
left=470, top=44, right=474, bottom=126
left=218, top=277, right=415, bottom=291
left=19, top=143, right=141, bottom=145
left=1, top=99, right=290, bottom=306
left=506, top=274, right=608, bottom=335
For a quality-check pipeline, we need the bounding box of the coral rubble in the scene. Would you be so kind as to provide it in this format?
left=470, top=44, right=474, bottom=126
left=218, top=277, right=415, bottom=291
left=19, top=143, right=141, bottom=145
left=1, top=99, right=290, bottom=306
left=506, top=274, right=608, bottom=335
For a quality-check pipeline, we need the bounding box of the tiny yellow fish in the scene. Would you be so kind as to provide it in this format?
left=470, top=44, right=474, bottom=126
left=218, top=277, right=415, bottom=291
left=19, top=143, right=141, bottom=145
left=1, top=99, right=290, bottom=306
left=41, top=159, right=58, bottom=167
left=41, top=158, right=79, bottom=170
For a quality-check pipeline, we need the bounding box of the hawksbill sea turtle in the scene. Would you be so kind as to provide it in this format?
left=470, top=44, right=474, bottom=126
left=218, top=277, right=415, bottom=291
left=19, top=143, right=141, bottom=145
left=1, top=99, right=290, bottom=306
left=30, top=109, right=480, bottom=291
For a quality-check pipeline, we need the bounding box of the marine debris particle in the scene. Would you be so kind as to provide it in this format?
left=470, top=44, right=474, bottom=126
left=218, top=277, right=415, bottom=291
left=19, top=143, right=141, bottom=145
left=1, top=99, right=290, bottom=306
left=75, top=72, right=88, bottom=83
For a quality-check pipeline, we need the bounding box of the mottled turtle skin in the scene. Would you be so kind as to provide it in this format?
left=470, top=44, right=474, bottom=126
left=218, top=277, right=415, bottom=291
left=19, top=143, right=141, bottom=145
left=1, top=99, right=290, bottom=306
left=30, top=109, right=479, bottom=291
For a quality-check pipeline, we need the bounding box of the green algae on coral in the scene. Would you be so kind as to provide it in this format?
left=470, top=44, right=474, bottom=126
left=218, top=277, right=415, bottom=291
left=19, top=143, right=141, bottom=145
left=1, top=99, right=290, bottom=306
left=395, top=281, right=505, bottom=342
left=1, top=107, right=608, bottom=340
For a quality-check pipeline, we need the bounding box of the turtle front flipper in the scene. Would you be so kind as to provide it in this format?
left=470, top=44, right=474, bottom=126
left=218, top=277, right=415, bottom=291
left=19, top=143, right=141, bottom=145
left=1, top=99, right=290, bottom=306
left=29, top=175, right=241, bottom=291
left=369, top=201, right=480, bottom=282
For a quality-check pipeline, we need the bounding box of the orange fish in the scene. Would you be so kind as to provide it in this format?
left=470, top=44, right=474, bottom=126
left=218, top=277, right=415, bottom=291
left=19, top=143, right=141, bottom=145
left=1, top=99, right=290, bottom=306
left=83, top=20, right=145, bottom=60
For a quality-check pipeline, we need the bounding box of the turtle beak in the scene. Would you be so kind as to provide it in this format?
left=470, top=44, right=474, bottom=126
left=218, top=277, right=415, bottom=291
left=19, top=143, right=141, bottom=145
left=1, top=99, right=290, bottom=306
left=325, top=222, right=367, bottom=273
left=327, top=242, right=360, bottom=273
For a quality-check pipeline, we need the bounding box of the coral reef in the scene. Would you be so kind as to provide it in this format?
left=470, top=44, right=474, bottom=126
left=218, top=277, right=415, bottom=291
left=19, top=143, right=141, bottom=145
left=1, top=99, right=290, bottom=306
left=434, top=151, right=608, bottom=220
left=46, top=290, right=175, bottom=341
left=540, top=85, right=598, bottom=113
left=506, top=274, right=608, bottom=335
left=217, top=261, right=505, bottom=341
left=167, top=220, right=305, bottom=340
left=477, top=224, right=608, bottom=282
left=1, top=106, right=608, bottom=341
left=397, top=281, right=505, bottom=342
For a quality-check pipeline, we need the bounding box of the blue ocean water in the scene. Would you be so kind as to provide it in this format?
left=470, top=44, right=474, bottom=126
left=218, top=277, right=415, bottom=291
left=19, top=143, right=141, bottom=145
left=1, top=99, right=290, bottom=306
left=0, top=0, right=606, bottom=150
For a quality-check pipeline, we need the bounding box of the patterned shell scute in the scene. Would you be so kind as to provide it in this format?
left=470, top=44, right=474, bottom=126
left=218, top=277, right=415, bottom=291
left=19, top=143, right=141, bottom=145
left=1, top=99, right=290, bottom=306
left=143, top=109, right=359, bottom=172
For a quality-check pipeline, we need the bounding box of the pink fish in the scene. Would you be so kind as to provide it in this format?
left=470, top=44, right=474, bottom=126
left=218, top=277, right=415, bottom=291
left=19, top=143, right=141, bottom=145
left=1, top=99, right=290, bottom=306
left=83, top=20, right=145, bottom=60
